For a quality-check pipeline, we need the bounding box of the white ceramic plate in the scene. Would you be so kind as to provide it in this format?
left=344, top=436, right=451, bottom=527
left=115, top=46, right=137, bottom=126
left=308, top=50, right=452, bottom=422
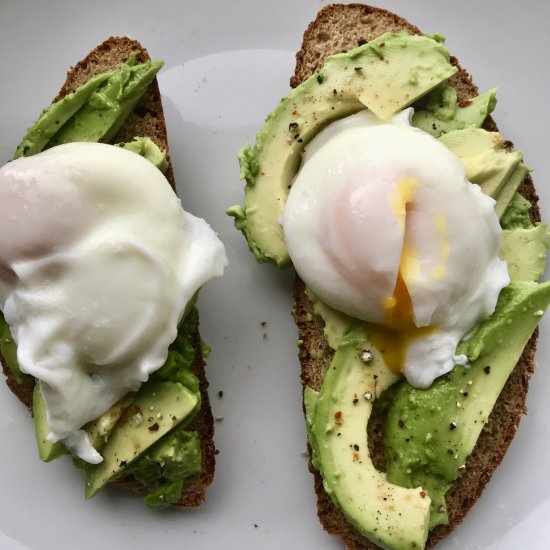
left=0, top=1, right=548, bottom=549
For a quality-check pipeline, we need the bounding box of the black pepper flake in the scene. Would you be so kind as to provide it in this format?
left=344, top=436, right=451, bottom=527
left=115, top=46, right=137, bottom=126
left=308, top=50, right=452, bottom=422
left=353, top=444, right=360, bottom=451
left=218, top=390, right=224, bottom=398
left=261, top=321, right=267, bottom=327
left=333, top=89, right=338, bottom=95
left=148, top=422, right=160, bottom=432
left=288, top=122, right=298, bottom=132
left=463, top=391, right=469, bottom=397
left=449, top=421, right=457, bottom=431
left=352, top=398, right=359, bottom=405
left=23, top=145, right=30, bottom=154
left=293, top=133, right=300, bottom=139
left=398, top=419, right=405, bottom=429
left=254, top=524, right=258, bottom=528
left=337, top=432, right=341, bottom=437
left=358, top=38, right=367, bottom=46
left=55, top=120, right=60, bottom=125
left=298, top=138, right=303, bottom=143
left=484, top=366, right=491, bottom=374
left=316, top=73, right=324, bottom=84
left=432, top=123, right=437, bottom=130
left=354, top=67, right=363, bottom=72
left=120, top=460, right=127, bottom=467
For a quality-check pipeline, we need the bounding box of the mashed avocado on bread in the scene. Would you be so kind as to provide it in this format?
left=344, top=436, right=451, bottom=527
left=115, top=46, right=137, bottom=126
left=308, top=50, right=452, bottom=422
left=0, top=38, right=226, bottom=508
left=230, top=15, right=549, bottom=550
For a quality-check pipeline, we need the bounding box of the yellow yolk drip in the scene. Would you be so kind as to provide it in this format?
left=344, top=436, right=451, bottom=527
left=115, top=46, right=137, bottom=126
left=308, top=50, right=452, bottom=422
left=369, top=270, right=435, bottom=374
left=365, top=323, right=435, bottom=375
left=389, top=177, right=418, bottom=230
left=372, top=219, right=435, bottom=374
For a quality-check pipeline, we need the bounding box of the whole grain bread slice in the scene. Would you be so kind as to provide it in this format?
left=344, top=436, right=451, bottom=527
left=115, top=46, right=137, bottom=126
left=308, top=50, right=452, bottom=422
left=0, top=36, right=215, bottom=507
left=290, top=4, right=540, bottom=548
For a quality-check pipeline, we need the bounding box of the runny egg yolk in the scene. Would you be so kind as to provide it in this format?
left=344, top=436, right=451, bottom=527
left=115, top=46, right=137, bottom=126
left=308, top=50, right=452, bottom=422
left=367, top=270, right=436, bottom=374
left=368, top=177, right=436, bottom=375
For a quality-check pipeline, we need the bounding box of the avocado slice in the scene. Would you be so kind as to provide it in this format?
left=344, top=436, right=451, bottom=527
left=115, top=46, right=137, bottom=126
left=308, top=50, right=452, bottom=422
left=33, top=385, right=136, bottom=461
left=117, top=136, right=168, bottom=173
left=303, top=386, right=320, bottom=470
left=48, top=56, right=164, bottom=147
left=385, top=281, right=550, bottom=527
left=501, top=223, right=550, bottom=282
left=228, top=31, right=457, bottom=267
left=14, top=70, right=115, bottom=158
left=305, top=287, right=351, bottom=350
left=439, top=128, right=529, bottom=216
left=83, top=393, right=136, bottom=452
left=501, top=193, right=534, bottom=230
left=310, top=323, right=431, bottom=550
left=124, top=427, right=202, bottom=508
left=412, top=85, right=497, bottom=137
left=33, top=384, right=66, bottom=462
left=85, top=380, right=197, bottom=499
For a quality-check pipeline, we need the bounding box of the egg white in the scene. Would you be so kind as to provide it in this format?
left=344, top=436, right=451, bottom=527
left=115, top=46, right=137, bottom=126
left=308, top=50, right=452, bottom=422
left=282, top=109, right=509, bottom=387
left=0, top=143, right=228, bottom=461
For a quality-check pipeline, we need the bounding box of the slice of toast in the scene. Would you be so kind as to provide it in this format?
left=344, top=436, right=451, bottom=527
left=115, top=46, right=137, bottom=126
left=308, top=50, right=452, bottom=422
left=0, top=36, right=215, bottom=507
left=291, top=5, right=541, bottom=548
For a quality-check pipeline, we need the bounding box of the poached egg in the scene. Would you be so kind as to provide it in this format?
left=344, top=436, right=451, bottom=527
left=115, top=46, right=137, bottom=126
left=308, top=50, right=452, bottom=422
left=282, top=109, right=509, bottom=388
left=0, top=143, right=227, bottom=462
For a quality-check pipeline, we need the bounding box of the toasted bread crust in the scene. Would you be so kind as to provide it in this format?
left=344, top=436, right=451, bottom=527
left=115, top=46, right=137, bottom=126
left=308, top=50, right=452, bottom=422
left=291, top=4, right=540, bottom=548
left=0, top=36, right=215, bottom=507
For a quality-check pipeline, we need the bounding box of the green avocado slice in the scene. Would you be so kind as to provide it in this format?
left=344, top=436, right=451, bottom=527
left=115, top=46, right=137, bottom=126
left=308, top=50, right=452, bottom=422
left=412, top=85, right=497, bottom=137
left=116, top=136, right=168, bottom=173
left=311, top=323, right=431, bottom=550
left=439, top=128, right=529, bottom=217
left=125, top=427, right=202, bottom=508
left=14, top=70, right=115, bottom=159
left=501, top=223, right=550, bottom=282
left=33, top=384, right=66, bottom=462
left=228, top=31, right=457, bottom=267
left=48, top=56, right=164, bottom=147
left=83, top=394, right=136, bottom=452
left=85, top=381, right=197, bottom=499
left=33, top=385, right=135, bottom=462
